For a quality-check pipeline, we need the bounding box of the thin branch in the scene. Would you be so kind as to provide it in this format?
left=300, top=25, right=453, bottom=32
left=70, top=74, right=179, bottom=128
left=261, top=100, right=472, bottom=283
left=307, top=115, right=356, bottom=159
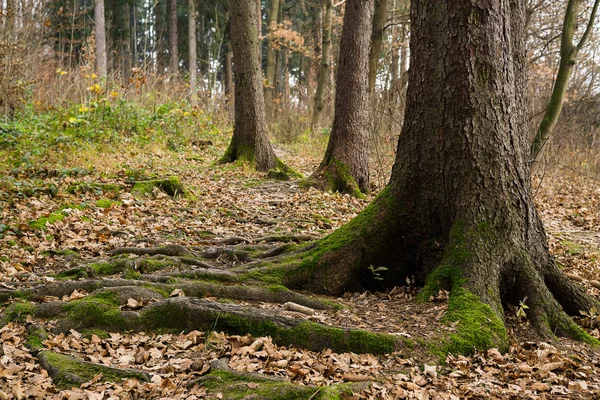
left=576, top=0, right=600, bottom=51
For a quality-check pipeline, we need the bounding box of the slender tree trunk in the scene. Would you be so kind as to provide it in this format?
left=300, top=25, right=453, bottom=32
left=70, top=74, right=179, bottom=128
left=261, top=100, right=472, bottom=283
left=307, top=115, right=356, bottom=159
left=7, top=0, right=17, bottom=36
left=282, top=49, right=289, bottom=109
left=94, top=0, right=107, bottom=78
left=224, top=45, right=233, bottom=104
left=264, top=0, right=280, bottom=114
left=167, top=0, right=178, bottom=74
left=368, top=0, right=387, bottom=94
left=311, top=0, right=333, bottom=132
left=188, top=0, right=197, bottom=103
left=286, top=0, right=598, bottom=351
left=155, top=0, right=167, bottom=73
left=256, top=0, right=262, bottom=62
left=530, top=0, right=600, bottom=162
left=307, top=0, right=374, bottom=196
left=221, top=0, right=278, bottom=172
left=131, top=1, right=137, bottom=67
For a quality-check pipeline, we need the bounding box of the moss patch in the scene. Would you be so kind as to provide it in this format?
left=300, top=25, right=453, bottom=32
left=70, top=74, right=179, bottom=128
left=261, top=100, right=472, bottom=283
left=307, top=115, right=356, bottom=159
left=96, top=198, right=122, bottom=208
left=3, top=301, right=36, bottom=323
left=131, top=176, right=183, bottom=198
left=29, top=211, right=67, bottom=230
left=39, top=351, right=149, bottom=389
left=62, top=291, right=129, bottom=330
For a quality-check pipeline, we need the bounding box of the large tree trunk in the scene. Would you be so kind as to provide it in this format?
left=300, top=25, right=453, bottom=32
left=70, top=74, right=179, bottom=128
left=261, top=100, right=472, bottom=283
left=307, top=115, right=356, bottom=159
left=167, top=0, right=178, bottom=74
left=307, top=0, right=374, bottom=196
left=188, top=0, right=197, bottom=104
left=264, top=0, right=280, bottom=115
left=310, top=0, right=333, bottom=132
left=284, top=0, right=598, bottom=351
left=368, top=0, right=387, bottom=94
left=221, top=0, right=277, bottom=172
left=94, top=0, right=107, bottom=78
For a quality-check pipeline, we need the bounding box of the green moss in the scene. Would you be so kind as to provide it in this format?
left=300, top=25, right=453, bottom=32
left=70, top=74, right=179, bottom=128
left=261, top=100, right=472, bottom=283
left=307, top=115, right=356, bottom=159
left=137, top=258, right=177, bottom=273
left=54, top=267, right=89, bottom=280
left=26, top=327, right=47, bottom=351
left=29, top=211, right=67, bottom=230
left=267, top=284, right=290, bottom=293
left=131, top=176, right=183, bottom=198
left=41, top=249, right=79, bottom=257
left=63, top=292, right=128, bottom=330
left=96, top=199, right=122, bottom=208
left=560, top=239, right=584, bottom=255
left=41, top=351, right=149, bottom=389
left=280, top=187, right=395, bottom=285
left=141, top=302, right=395, bottom=354
left=4, top=301, right=36, bottom=323
left=417, top=223, right=508, bottom=357
left=199, top=370, right=318, bottom=399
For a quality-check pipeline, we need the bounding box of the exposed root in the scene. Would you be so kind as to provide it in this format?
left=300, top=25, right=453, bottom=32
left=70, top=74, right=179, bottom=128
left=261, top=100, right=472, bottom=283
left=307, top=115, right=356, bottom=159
left=25, top=324, right=151, bottom=389
left=110, top=244, right=191, bottom=257
left=253, top=234, right=319, bottom=244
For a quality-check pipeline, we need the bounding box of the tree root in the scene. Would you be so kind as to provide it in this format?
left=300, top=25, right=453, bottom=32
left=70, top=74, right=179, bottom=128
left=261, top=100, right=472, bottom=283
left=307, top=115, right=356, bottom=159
left=25, top=324, right=151, bottom=389
left=110, top=244, right=191, bottom=257
left=1, top=278, right=334, bottom=310
left=186, top=357, right=365, bottom=400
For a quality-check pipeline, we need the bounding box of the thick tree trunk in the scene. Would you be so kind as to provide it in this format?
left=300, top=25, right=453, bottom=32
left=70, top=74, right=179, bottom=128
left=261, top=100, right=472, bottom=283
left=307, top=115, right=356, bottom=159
left=94, top=0, right=107, bottom=78
left=188, top=0, right=197, bottom=104
left=221, top=0, right=278, bottom=172
left=310, top=0, right=333, bottom=132
left=307, top=0, right=374, bottom=196
left=264, top=0, right=280, bottom=114
left=368, top=0, right=386, bottom=94
left=284, top=0, right=598, bottom=351
left=167, top=0, right=178, bottom=75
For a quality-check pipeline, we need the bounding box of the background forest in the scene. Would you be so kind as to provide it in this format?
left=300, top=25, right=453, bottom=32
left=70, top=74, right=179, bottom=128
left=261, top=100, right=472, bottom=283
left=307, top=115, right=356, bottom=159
left=1, top=0, right=600, bottom=399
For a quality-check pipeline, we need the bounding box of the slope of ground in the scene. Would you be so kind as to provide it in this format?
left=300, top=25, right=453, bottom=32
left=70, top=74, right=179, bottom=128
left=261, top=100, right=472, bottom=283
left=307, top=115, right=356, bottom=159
left=1, top=136, right=600, bottom=399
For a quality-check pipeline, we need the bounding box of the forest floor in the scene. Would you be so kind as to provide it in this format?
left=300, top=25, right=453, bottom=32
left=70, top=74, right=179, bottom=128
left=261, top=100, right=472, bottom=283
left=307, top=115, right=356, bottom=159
left=1, top=136, right=600, bottom=399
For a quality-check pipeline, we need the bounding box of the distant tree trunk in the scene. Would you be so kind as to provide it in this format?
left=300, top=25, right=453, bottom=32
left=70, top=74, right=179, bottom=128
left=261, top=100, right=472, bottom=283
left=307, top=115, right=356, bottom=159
left=307, top=0, right=374, bottom=196
left=188, top=0, right=197, bottom=103
left=368, top=0, right=387, bottom=94
left=94, top=0, right=107, bottom=78
left=131, top=2, right=137, bottom=66
left=155, top=0, right=167, bottom=73
left=167, top=0, right=178, bottom=74
left=311, top=0, right=333, bottom=132
left=530, top=0, right=600, bottom=163
left=264, top=0, right=280, bottom=114
left=108, top=0, right=132, bottom=79
left=224, top=45, right=233, bottom=103
left=7, top=0, right=17, bottom=36
left=221, top=0, right=278, bottom=172
left=287, top=0, right=599, bottom=352
left=282, top=49, right=290, bottom=109
left=256, top=0, right=262, bottom=61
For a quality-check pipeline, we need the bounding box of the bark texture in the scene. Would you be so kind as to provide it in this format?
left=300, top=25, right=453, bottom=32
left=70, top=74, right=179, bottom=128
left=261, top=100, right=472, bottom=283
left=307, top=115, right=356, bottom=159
left=308, top=0, right=374, bottom=195
left=94, top=0, right=107, bottom=78
left=167, top=0, right=178, bottom=74
left=368, top=0, right=387, bottom=94
left=264, top=0, right=281, bottom=113
left=311, top=0, right=333, bottom=132
left=222, top=0, right=277, bottom=172
left=285, top=0, right=598, bottom=349
left=188, top=0, right=197, bottom=103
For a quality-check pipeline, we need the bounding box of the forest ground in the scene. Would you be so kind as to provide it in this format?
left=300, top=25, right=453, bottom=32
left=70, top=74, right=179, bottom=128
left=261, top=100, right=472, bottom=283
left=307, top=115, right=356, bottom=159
left=1, top=126, right=600, bottom=399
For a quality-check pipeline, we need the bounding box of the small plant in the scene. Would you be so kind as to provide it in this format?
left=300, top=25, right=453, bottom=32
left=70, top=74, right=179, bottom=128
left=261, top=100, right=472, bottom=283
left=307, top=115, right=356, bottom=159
left=516, top=296, right=529, bottom=320
left=368, top=265, right=388, bottom=281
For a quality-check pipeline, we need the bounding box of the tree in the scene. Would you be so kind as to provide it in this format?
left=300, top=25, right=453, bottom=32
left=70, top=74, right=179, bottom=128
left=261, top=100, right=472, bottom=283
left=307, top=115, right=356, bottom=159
left=307, top=0, right=374, bottom=196
left=167, top=0, right=178, bottom=74
left=94, top=0, right=107, bottom=78
left=264, top=0, right=281, bottom=113
left=282, top=0, right=599, bottom=351
left=221, top=0, right=279, bottom=172
left=530, top=0, right=600, bottom=163
left=368, top=0, right=387, bottom=94
left=311, top=0, right=333, bottom=132
left=188, top=0, right=197, bottom=103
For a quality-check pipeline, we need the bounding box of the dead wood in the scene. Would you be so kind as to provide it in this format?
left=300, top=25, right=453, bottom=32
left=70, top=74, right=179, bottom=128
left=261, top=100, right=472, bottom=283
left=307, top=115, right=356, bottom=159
left=110, top=244, right=191, bottom=257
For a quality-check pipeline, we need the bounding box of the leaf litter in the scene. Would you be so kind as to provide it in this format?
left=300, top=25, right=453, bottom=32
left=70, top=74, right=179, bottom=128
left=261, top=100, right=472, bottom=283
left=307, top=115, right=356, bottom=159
left=1, top=145, right=600, bottom=398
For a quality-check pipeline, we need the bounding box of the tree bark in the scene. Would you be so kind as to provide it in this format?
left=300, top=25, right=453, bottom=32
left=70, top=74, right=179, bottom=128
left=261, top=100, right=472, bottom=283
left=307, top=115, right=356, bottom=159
left=285, top=0, right=598, bottom=351
left=188, top=0, right=197, bottom=104
left=167, top=0, right=179, bottom=75
left=221, top=0, right=278, bottom=172
left=368, top=0, right=387, bottom=94
left=307, top=0, right=374, bottom=196
left=154, top=0, right=167, bottom=73
left=310, top=0, right=333, bottom=132
left=264, top=0, right=280, bottom=114
left=94, top=0, right=107, bottom=78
